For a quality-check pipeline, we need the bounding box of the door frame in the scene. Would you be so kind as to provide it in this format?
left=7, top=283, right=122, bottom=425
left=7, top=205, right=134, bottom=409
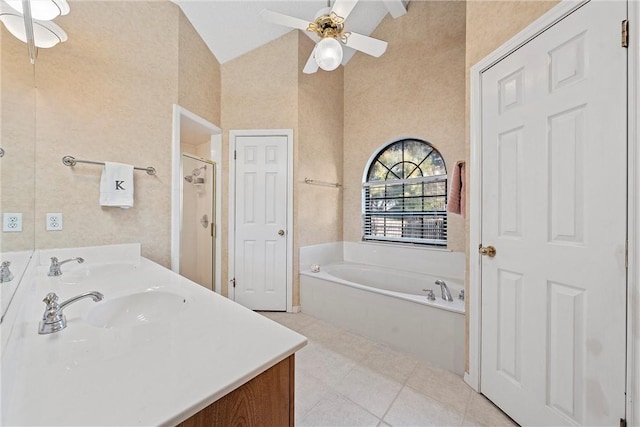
left=467, top=1, right=639, bottom=425
left=228, top=129, right=294, bottom=312
left=171, top=104, right=222, bottom=293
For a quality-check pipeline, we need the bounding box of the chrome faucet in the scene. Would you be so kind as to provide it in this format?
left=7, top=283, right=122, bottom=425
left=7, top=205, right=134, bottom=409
left=48, top=256, right=84, bottom=276
left=38, top=291, right=104, bottom=334
left=0, top=261, right=14, bottom=283
left=434, top=279, right=453, bottom=302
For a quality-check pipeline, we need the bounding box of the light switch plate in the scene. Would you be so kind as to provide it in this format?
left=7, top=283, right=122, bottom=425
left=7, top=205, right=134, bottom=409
left=46, top=213, right=63, bottom=231
left=3, top=213, right=22, bottom=232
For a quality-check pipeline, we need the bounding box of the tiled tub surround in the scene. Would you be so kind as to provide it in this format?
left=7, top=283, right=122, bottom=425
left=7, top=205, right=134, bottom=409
left=1, top=244, right=306, bottom=426
left=300, top=242, right=465, bottom=374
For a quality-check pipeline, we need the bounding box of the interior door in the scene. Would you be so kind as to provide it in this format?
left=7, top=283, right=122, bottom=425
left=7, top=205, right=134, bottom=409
left=233, top=134, right=288, bottom=311
left=480, top=2, right=627, bottom=425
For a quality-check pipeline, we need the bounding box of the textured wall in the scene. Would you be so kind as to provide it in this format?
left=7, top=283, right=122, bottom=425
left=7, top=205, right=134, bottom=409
left=1, top=29, right=36, bottom=252
left=220, top=31, right=300, bottom=298
left=178, top=11, right=221, bottom=126
left=464, top=0, right=560, bottom=372
left=220, top=31, right=344, bottom=306
left=296, top=34, right=344, bottom=294
left=343, top=1, right=467, bottom=253
left=31, top=1, right=220, bottom=267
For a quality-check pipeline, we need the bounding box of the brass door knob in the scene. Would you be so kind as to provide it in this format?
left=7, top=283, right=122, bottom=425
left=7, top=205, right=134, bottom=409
left=479, top=245, right=496, bottom=257
left=278, top=229, right=285, bottom=236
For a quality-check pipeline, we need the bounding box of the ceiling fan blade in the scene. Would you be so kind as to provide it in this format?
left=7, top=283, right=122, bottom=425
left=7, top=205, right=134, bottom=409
left=303, top=47, right=319, bottom=74
left=331, top=0, right=358, bottom=21
left=343, top=32, right=388, bottom=57
left=260, top=9, right=311, bottom=31
left=383, top=0, right=408, bottom=18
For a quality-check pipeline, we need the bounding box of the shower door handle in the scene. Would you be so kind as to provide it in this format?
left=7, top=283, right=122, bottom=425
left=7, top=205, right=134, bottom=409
left=278, top=229, right=285, bottom=237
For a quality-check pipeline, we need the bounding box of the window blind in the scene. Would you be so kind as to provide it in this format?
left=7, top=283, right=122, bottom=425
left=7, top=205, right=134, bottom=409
left=363, top=175, right=447, bottom=246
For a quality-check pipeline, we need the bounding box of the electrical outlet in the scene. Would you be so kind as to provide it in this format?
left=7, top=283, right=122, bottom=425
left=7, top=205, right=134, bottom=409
left=46, top=213, right=63, bottom=231
left=3, top=213, right=22, bottom=232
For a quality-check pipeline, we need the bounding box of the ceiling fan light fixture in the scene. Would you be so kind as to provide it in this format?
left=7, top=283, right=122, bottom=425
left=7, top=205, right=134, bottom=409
left=0, top=11, right=67, bottom=47
left=315, top=37, right=343, bottom=71
left=4, top=0, right=69, bottom=20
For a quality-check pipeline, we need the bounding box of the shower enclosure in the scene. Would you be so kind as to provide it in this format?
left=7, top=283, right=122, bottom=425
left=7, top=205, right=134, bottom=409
left=180, top=153, right=215, bottom=291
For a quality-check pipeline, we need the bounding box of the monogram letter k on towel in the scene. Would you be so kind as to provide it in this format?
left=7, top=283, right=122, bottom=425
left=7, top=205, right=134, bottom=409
left=100, top=162, right=134, bottom=208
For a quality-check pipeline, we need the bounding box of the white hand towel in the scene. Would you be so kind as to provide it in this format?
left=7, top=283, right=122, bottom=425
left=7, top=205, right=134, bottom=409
left=100, top=162, right=134, bottom=209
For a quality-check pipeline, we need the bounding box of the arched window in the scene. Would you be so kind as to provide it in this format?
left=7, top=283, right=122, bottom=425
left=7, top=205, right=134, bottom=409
left=363, top=138, right=447, bottom=246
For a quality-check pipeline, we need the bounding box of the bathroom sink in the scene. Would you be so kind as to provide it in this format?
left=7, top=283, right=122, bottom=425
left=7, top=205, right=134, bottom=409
left=84, top=290, right=187, bottom=328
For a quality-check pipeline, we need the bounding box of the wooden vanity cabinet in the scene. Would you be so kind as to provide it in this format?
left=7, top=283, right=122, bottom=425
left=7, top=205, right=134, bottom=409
left=179, top=355, right=295, bottom=427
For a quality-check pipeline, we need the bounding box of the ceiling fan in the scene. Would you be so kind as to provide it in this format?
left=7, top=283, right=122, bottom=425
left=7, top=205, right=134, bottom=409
left=261, top=0, right=389, bottom=74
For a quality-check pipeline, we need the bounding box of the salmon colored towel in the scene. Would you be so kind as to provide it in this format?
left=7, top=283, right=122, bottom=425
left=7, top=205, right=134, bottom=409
left=447, top=161, right=465, bottom=218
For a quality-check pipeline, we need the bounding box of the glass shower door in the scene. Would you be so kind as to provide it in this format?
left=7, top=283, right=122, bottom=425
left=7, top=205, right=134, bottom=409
left=180, top=154, right=215, bottom=291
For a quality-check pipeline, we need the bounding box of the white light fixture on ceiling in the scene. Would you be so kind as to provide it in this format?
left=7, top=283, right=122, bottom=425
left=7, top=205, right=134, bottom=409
left=4, top=0, right=68, bottom=20
left=0, top=0, right=68, bottom=63
left=0, top=10, right=67, bottom=48
left=314, top=37, right=343, bottom=72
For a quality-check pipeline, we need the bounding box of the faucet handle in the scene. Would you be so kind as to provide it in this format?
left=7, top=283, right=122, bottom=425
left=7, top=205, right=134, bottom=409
left=42, top=292, right=59, bottom=306
left=422, top=289, right=436, bottom=301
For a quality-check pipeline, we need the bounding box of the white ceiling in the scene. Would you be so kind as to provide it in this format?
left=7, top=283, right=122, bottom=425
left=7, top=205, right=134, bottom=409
left=172, top=1, right=393, bottom=65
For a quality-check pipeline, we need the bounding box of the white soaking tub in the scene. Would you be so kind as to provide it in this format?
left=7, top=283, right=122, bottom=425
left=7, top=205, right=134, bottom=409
left=300, top=261, right=465, bottom=374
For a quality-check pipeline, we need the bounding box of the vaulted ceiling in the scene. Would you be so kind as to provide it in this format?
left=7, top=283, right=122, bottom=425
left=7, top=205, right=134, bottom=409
left=172, top=1, right=403, bottom=65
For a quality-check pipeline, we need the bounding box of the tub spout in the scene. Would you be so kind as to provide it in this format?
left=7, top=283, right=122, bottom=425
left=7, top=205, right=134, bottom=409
left=434, top=279, right=453, bottom=302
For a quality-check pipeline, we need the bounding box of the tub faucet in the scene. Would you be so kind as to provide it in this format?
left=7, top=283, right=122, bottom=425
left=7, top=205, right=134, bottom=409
left=435, top=279, right=453, bottom=302
left=38, top=291, right=104, bottom=334
left=48, top=256, right=84, bottom=276
left=0, top=261, right=14, bottom=283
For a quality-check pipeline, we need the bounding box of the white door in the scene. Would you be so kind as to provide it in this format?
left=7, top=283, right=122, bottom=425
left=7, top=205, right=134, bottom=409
left=480, top=2, right=627, bottom=425
left=233, top=134, right=289, bottom=311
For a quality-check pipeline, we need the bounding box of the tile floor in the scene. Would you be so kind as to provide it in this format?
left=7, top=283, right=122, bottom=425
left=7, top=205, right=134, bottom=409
left=260, top=311, right=518, bottom=427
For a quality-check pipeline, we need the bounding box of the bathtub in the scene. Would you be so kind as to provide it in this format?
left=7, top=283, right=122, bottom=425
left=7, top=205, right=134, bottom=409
left=300, top=261, right=465, bottom=375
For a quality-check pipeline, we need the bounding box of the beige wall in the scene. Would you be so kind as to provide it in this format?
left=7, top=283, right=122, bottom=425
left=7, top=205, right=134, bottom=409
left=1, top=29, right=36, bottom=252
left=343, top=1, right=467, bottom=252
left=220, top=31, right=300, bottom=298
left=30, top=1, right=220, bottom=267
left=220, top=31, right=344, bottom=306
left=463, top=0, right=560, bottom=372
left=178, top=11, right=221, bottom=126
left=296, top=35, right=344, bottom=297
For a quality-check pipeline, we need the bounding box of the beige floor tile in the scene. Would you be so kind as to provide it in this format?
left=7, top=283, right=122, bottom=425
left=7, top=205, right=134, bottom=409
left=259, top=311, right=317, bottom=332
left=406, top=361, right=472, bottom=413
left=295, top=371, right=331, bottom=422
left=384, top=386, right=464, bottom=427
left=296, top=340, right=358, bottom=386
left=299, top=318, right=345, bottom=343
left=324, top=329, right=377, bottom=362
left=360, top=343, right=420, bottom=383
left=334, top=366, right=404, bottom=418
left=465, top=392, right=517, bottom=427
left=298, top=392, right=381, bottom=427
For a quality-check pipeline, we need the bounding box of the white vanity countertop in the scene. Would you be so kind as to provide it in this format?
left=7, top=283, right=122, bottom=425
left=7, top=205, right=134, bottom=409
left=1, top=244, right=307, bottom=426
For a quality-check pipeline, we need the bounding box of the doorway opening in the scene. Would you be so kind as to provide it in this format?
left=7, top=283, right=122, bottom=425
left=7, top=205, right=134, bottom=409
left=171, top=105, right=222, bottom=293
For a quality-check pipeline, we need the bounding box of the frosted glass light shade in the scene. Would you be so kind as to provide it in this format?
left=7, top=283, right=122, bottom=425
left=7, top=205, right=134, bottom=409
left=315, top=37, right=343, bottom=72
left=5, top=0, right=69, bottom=20
left=0, top=12, right=67, bottom=47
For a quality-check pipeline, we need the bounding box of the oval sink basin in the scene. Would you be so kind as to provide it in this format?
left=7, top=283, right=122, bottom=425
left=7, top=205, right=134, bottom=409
left=84, top=291, right=187, bottom=328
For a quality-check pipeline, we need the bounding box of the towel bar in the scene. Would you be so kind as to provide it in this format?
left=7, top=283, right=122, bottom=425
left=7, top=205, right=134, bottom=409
left=62, top=156, right=156, bottom=175
left=304, top=178, right=341, bottom=188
